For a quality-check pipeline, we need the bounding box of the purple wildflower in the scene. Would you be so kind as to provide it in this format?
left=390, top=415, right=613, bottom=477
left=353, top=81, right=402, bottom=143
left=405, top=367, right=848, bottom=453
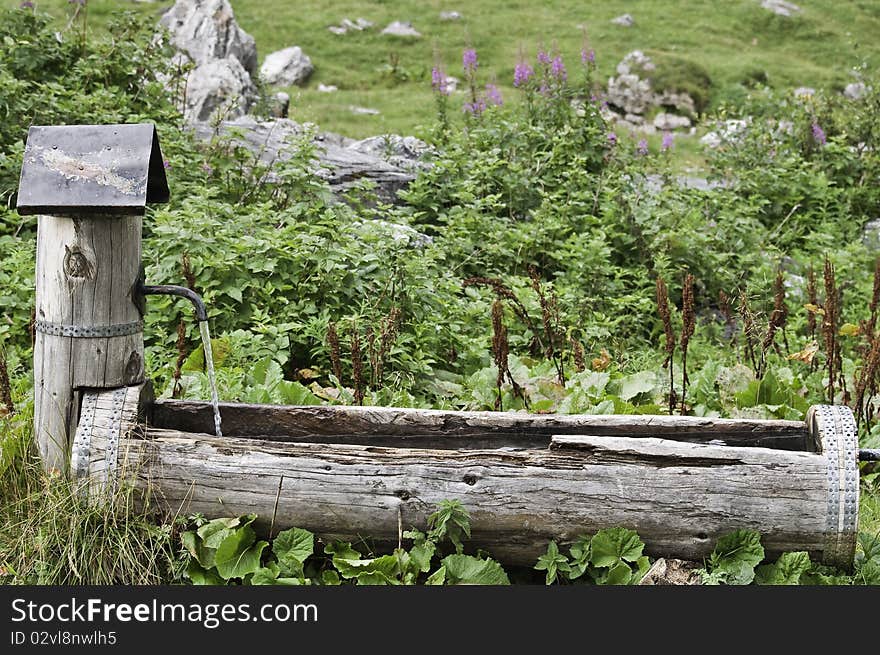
left=19, top=0, right=34, bottom=8
left=485, top=83, right=503, bottom=106
left=163, top=159, right=171, bottom=170
left=201, top=163, right=213, bottom=175
left=637, top=139, right=649, bottom=156
left=607, top=132, right=618, bottom=146
left=661, top=132, right=674, bottom=151
left=581, top=49, right=595, bottom=64
left=431, top=66, right=449, bottom=96
left=537, top=50, right=551, bottom=65
left=462, top=48, right=478, bottom=73
left=68, top=0, right=86, bottom=5
left=513, top=61, right=534, bottom=87
left=463, top=98, right=486, bottom=116
left=811, top=122, right=826, bottom=146
left=551, top=55, right=567, bottom=81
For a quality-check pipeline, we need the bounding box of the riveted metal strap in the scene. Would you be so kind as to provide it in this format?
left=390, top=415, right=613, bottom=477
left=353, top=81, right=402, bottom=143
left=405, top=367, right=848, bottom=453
left=71, top=392, right=98, bottom=481
left=104, top=387, right=128, bottom=491
left=810, top=405, right=859, bottom=568
left=35, top=320, right=143, bottom=338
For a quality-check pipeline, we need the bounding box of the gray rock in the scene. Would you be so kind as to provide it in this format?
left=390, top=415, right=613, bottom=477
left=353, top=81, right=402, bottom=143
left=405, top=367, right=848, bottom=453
left=269, top=92, right=289, bottom=118
left=381, top=21, right=421, bottom=37
left=348, top=134, right=433, bottom=173
left=353, top=219, right=433, bottom=248
left=349, top=106, right=381, bottom=115
left=184, top=57, right=258, bottom=122
left=329, top=17, right=374, bottom=34
left=160, top=0, right=257, bottom=76
left=607, top=51, right=697, bottom=119
left=611, top=13, right=634, bottom=27
left=317, top=83, right=338, bottom=93
left=189, top=116, right=426, bottom=204
left=844, top=82, right=867, bottom=100
left=862, top=219, right=880, bottom=252
left=260, top=46, right=314, bottom=86
left=700, top=118, right=749, bottom=148
left=793, top=86, right=815, bottom=98
left=653, top=112, right=692, bottom=130
left=439, top=11, right=462, bottom=21
left=760, top=0, right=801, bottom=17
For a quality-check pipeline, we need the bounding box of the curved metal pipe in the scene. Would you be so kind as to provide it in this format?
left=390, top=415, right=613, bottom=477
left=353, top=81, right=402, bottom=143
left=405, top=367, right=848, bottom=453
left=140, top=284, right=208, bottom=322
left=860, top=449, right=880, bottom=462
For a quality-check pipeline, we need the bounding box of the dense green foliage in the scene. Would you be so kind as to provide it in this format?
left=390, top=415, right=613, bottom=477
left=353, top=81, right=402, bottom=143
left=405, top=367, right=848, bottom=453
left=1, top=6, right=880, bottom=584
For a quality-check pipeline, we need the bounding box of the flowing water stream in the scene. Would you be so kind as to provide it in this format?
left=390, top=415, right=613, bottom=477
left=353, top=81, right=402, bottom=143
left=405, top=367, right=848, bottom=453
left=198, top=320, right=223, bottom=438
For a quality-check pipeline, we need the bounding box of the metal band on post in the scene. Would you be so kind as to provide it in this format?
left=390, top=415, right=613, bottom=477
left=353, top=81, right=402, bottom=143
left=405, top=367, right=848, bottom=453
left=808, top=405, right=859, bottom=568
left=34, top=320, right=144, bottom=339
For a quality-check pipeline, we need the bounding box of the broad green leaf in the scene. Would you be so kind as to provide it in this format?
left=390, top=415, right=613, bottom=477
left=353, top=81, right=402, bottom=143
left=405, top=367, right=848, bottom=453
left=615, top=370, right=657, bottom=402
left=250, top=565, right=279, bottom=585
left=324, top=541, right=363, bottom=560
left=321, top=570, right=341, bottom=586
left=333, top=554, right=399, bottom=581
left=755, top=551, right=811, bottom=585
left=535, top=541, right=570, bottom=585
left=603, top=561, right=633, bottom=585
left=277, top=380, right=322, bottom=405
left=186, top=560, right=225, bottom=586
left=273, top=527, right=314, bottom=575
left=706, top=529, right=764, bottom=585
left=214, top=526, right=268, bottom=580
left=590, top=527, right=645, bottom=568
left=425, top=567, right=446, bottom=585
left=356, top=570, right=400, bottom=585
left=440, top=554, right=510, bottom=585
left=408, top=541, right=436, bottom=573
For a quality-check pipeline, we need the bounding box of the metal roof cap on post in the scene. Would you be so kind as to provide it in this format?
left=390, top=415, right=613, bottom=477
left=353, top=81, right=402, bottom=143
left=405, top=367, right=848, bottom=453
left=16, top=123, right=169, bottom=216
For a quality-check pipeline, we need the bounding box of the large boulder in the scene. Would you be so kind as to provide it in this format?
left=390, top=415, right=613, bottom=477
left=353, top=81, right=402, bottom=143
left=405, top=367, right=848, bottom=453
left=606, top=50, right=700, bottom=126
left=189, top=117, right=428, bottom=204
left=184, top=57, right=258, bottom=122
left=260, top=47, right=314, bottom=86
left=160, top=0, right=258, bottom=75
left=347, top=135, right=432, bottom=173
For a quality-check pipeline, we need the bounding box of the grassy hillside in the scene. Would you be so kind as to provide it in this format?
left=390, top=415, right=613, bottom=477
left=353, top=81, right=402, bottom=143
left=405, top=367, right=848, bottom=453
left=15, top=0, right=880, bottom=138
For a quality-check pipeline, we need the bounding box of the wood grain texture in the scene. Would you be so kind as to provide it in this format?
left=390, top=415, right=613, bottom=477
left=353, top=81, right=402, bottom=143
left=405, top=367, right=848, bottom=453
left=150, top=401, right=811, bottom=450
left=33, top=214, right=143, bottom=471
left=114, top=427, right=830, bottom=565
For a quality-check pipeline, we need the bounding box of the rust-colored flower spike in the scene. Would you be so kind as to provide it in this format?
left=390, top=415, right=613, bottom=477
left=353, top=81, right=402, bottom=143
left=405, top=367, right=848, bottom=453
left=350, top=325, right=365, bottom=405
left=172, top=319, right=187, bottom=399
left=0, top=347, right=14, bottom=416
left=464, top=276, right=536, bottom=330
left=823, top=257, right=839, bottom=403
left=868, top=257, right=880, bottom=338
left=656, top=276, right=676, bottom=415
left=854, top=334, right=880, bottom=428
left=763, top=270, right=788, bottom=361
left=679, top=273, right=695, bottom=413
left=655, top=277, right=675, bottom=368
left=738, top=291, right=758, bottom=375
left=806, top=263, right=817, bottom=341
left=571, top=336, right=586, bottom=373
left=326, top=321, right=343, bottom=384
left=182, top=252, right=197, bottom=292
left=491, top=299, right=510, bottom=411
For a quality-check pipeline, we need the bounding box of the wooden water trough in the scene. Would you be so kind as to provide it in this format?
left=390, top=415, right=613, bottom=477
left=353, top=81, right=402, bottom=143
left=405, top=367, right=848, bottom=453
left=69, top=383, right=861, bottom=568
left=17, top=122, right=864, bottom=570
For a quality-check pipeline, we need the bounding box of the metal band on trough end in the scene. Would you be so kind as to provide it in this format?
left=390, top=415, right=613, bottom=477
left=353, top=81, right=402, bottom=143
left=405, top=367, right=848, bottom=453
left=808, top=405, right=859, bottom=569
left=34, top=320, right=143, bottom=338
left=104, top=387, right=128, bottom=493
left=70, top=391, right=98, bottom=482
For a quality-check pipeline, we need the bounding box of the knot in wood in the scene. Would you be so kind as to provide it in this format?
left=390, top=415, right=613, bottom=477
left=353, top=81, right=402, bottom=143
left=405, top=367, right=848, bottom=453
left=63, top=246, right=94, bottom=279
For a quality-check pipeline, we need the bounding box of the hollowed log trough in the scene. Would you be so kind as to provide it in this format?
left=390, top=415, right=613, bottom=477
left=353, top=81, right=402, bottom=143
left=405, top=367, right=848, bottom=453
left=72, top=384, right=860, bottom=568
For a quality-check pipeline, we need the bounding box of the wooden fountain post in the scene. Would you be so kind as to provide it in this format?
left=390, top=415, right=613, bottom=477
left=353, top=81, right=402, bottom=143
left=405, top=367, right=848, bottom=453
left=17, top=124, right=168, bottom=473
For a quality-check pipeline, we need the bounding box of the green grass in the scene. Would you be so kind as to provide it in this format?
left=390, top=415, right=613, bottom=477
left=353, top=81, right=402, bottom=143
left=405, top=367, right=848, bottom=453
left=14, top=0, right=880, bottom=138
